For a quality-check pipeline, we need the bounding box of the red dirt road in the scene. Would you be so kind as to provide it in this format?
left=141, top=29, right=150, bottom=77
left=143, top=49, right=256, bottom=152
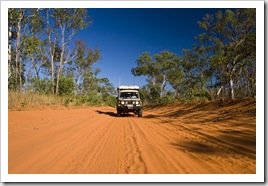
left=8, top=101, right=256, bottom=174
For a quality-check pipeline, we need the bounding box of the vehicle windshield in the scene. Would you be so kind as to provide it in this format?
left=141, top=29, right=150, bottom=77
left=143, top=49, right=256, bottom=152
left=120, top=92, right=139, bottom=99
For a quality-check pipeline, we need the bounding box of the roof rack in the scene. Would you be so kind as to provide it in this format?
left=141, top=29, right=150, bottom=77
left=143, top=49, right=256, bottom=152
left=117, top=85, right=139, bottom=90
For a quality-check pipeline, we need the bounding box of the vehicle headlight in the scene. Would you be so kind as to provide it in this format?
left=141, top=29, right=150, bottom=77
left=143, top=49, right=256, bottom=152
left=136, top=101, right=139, bottom=104
left=121, top=101, right=124, bottom=104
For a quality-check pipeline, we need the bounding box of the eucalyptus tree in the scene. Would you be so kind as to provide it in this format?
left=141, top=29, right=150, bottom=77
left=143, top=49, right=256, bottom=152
left=9, top=8, right=24, bottom=91
left=97, top=77, right=116, bottom=99
left=8, top=8, right=43, bottom=92
left=82, top=68, right=101, bottom=96
left=197, top=9, right=256, bottom=100
left=180, top=42, right=213, bottom=100
left=42, top=9, right=92, bottom=95
left=8, top=8, right=19, bottom=80
left=21, top=9, right=47, bottom=92
left=154, top=51, right=179, bottom=97
left=44, top=8, right=57, bottom=94
left=52, top=8, right=92, bottom=95
left=131, top=51, right=179, bottom=98
left=73, top=40, right=100, bottom=95
left=131, top=52, right=160, bottom=99
left=166, top=56, right=184, bottom=98
left=8, top=8, right=19, bottom=89
left=22, top=15, right=45, bottom=77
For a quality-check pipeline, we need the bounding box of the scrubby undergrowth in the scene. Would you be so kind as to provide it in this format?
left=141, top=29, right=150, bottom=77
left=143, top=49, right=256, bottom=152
left=8, top=91, right=116, bottom=111
left=9, top=91, right=256, bottom=113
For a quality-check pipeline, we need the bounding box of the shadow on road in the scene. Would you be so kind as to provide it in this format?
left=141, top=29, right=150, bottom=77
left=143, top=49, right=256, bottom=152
left=171, top=131, right=256, bottom=159
left=143, top=114, right=158, bottom=119
left=96, top=110, right=134, bottom=117
left=171, top=140, right=220, bottom=154
left=96, top=110, right=117, bottom=117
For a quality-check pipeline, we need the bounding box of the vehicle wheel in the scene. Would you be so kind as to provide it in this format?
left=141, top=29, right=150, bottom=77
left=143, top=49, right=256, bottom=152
left=117, top=109, right=121, bottom=117
left=138, top=109, right=142, bottom=117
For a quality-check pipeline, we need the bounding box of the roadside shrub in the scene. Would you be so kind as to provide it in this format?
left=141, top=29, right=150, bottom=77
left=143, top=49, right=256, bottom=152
left=8, top=91, right=63, bottom=110
left=63, top=97, right=74, bottom=106
left=32, top=78, right=51, bottom=94
left=103, top=95, right=116, bottom=107
left=194, top=90, right=212, bottom=101
left=81, top=92, right=103, bottom=106
left=58, top=76, right=75, bottom=96
left=158, top=95, right=174, bottom=105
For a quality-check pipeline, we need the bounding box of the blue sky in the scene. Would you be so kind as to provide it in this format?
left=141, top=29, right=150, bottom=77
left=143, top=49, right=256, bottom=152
left=75, top=8, right=224, bottom=88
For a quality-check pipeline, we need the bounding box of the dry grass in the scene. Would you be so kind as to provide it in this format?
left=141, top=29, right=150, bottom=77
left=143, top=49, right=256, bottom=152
left=8, top=91, right=69, bottom=111
left=8, top=91, right=111, bottom=111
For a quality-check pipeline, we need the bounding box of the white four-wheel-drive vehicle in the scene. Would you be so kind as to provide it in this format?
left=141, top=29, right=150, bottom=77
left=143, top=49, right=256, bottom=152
left=116, top=86, right=143, bottom=117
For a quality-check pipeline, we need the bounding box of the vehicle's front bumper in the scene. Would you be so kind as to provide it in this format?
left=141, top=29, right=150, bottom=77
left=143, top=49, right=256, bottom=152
left=117, top=104, right=142, bottom=112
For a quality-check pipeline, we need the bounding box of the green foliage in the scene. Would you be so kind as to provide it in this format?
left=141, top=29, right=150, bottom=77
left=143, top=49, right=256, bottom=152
left=196, top=9, right=256, bottom=100
left=8, top=8, right=256, bottom=108
left=8, top=48, right=26, bottom=91
left=158, top=95, right=174, bottom=106
left=97, top=79, right=116, bottom=106
left=63, top=97, right=74, bottom=106
left=103, top=95, right=117, bottom=107
left=22, top=36, right=42, bottom=55
left=8, top=74, right=20, bottom=91
left=58, top=76, right=75, bottom=96
left=82, top=92, right=103, bottom=106
left=194, top=90, right=212, bottom=101
left=139, top=86, right=150, bottom=103
left=32, top=78, right=51, bottom=94
left=82, top=70, right=99, bottom=94
left=132, top=51, right=181, bottom=99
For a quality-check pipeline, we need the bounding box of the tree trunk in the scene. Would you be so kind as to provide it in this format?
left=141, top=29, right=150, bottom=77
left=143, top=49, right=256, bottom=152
left=217, top=85, right=223, bottom=98
left=247, top=82, right=252, bottom=98
left=15, top=10, right=23, bottom=91
left=223, top=84, right=226, bottom=99
left=50, top=47, right=55, bottom=94
left=210, top=76, right=213, bottom=99
left=8, top=24, right=12, bottom=80
left=55, top=25, right=66, bottom=95
left=160, top=75, right=166, bottom=98
left=55, top=60, right=63, bottom=95
left=46, top=9, right=55, bottom=95
left=56, top=50, right=64, bottom=95
left=229, top=77, right=235, bottom=100
left=8, top=9, right=12, bottom=80
left=55, top=68, right=61, bottom=95
left=19, top=55, right=23, bottom=92
left=200, top=72, right=205, bottom=91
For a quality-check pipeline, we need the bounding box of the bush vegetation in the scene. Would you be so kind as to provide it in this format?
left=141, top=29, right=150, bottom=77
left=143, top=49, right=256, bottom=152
left=8, top=8, right=255, bottom=110
left=8, top=90, right=117, bottom=111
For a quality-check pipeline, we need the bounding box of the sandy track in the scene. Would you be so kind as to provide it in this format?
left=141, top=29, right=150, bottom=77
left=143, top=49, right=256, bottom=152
left=8, top=104, right=256, bottom=174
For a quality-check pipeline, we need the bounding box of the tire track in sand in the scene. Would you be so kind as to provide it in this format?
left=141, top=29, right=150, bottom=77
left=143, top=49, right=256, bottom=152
left=128, top=117, right=217, bottom=173
left=9, top=109, right=117, bottom=173
left=8, top=106, right=256, bottom=174
left=63, top=115, right=119, bottom=173
left=124, top=117, right=148, bottom=174
left=139, top=110, right=255, bottom=173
